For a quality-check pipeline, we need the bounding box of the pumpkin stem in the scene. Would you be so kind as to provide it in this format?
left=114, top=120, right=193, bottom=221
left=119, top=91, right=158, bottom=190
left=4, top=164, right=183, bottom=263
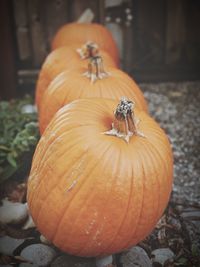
left=104, top=97, right=145, bottom=143
left=83, top=56, right=110, bottom=83
left=77, top=41, right=99, bottom=59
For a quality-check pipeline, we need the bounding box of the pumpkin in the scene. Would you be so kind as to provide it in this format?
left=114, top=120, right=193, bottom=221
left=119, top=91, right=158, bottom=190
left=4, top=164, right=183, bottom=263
left=51, top=22, right=119, bottom=65
left=27, top=97, right=173, bottom=257
left=39, top=56, right=148, bottom=134
left=36, top=42, right=117, bottom=110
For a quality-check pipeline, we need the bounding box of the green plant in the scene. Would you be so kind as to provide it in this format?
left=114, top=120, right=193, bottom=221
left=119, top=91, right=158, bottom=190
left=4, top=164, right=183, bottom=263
left=0, top=95, right=39, bottom=183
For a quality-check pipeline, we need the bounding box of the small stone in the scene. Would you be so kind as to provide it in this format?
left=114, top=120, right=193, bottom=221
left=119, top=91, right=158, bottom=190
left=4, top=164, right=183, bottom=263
left=180, top=210, right=200, bottom=219
left=120, top=246, right=152, bottom=267
left=96, top=255, right=113, bottom=267
left=22, top=214, right=35, bottom=229
left=21, top=104, right=37, bottom=114
left=151, top=248, right=175, bottom=266
left=40, top=234, right=51, bottom=245
left=20, top=244, right=57, bottom=267
left=51, top=254, right=95, bottom=267
left=0, top=236, right=25, bottom=255
left=0, top=199, right=28, bottom=224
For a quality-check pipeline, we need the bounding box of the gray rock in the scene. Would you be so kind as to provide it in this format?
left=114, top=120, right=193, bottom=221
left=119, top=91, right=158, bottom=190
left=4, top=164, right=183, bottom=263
left=180, top=210, right=200, bottom=219
left=151, top=248, right=175, bottom=266
left=20, top=244, right=57, bottom=267
left=21, top=104, right=37, bottom=114
left=51, top=254, right=95, bottom=267
left=22, top=214, right=35, bottom=229
left=96, top=255, right=112, bottom=267
left=0, top=199, right=28, bottom=224
left=40, top=235, right=51, bottom=245
left=0, top=235, right=25, bottom=255
left=120, top=246, right=152, bottom=267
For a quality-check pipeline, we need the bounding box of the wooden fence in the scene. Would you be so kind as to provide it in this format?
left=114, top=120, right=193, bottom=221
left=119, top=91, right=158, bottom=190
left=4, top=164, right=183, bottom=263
left=0, top=0, right=200, bottom=99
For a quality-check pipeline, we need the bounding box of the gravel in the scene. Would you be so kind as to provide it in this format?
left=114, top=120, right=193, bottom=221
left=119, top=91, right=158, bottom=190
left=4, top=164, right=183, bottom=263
left=20, top=244, right=57, bottom=266
left=140, top=81, right=200, bottom=204
left=120, top=246, right=152, bottom=267
left=151, top=248, right=175, bottom=266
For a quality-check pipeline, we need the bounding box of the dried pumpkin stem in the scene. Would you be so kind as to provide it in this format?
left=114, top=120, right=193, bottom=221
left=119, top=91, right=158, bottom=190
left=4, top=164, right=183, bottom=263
left=77, top=41, right=99, bottom=59
left=83, top=56, right=110, bottom=83
left=104, top=97, right=145, bottom=143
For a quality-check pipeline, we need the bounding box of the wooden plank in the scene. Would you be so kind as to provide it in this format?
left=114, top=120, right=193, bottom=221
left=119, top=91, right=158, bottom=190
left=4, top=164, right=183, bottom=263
left=122, top=0, right=134, bottom=71
left=27, top=0, right=47, bottom=67
left=166, top=0, right=186, bottom=65
left=13, top=0, right=31, bottom=61
left=123, top=24, right=133, bottom=72
left=0, top=0, right=17, bottom=100
left=131, top=66, right=200, bottom=83
left=41, top=0, right=69, bottom=50
left=98, top=0, right=105, bottom=24
left=16, top=27, right=31, bottom=61
left=13, top=0, right=28, bottom=26
left=105, top=0, right=123, bottom=63
left=183, top=0, right=200, bottom=64
left=133, top=0, right=166, bottom=68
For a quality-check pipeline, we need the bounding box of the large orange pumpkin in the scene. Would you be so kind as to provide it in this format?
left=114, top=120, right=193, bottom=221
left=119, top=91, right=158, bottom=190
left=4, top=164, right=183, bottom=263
left=52, top=22, right=119, bottom=65
left=27, top=97, right=173, bottom=257
left=36, top=42, right=117, bottom=110
left=39, top=56, right=148, bottom=134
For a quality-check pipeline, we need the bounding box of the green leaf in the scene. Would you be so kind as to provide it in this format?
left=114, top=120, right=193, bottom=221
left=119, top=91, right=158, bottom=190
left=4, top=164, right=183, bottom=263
left=0, top=164, right=18, bottom=184
left=7, top=153, right=17, bottom=168
left=0, top=145, right=11, bottom=151
left=175, top=257, right=188, bottom=266
left=0, top=95, right=39, bottom=181
left=191, top=243, right=200, bottom=257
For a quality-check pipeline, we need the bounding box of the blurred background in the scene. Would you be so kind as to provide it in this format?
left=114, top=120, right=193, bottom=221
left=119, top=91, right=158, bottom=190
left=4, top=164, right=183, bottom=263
left=0, top=0, right=200, bottom=100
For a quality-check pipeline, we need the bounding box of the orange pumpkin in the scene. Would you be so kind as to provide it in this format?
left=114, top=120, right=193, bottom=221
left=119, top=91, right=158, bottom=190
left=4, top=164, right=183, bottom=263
left=36, top=42, right=117, bottom=110
left=27, top=97, right=173, bottom=257
left=52, top=22, right=119, bottom=65
left=39, top=56, right=148, bottom=134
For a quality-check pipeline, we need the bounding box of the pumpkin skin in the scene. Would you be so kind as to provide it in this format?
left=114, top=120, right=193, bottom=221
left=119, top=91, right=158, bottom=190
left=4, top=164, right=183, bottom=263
left=27, top=98, right=173, bottom=257
left=39, top=64, right=148, bottom=134
left=52, top=22, right=119, bottom=65
left=36, top=43, right=117, bottom=110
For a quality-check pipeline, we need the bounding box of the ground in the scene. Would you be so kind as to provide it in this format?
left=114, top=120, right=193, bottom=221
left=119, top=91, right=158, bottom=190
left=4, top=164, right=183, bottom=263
left=0, top=81, right=199, bottom=267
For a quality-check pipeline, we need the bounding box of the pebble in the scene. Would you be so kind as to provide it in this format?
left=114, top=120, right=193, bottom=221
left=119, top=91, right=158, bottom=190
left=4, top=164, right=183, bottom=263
left=22, top=214, right=35, bottom=229
left=0, top=199, right=28, bottom=224
left=21, top=104, right=37, bottom=114
left=0, top=235, right=25, bottom=255
left=40, top=234, right=51, bottom=245
left=180, top=210, right=200, bottom=219
left=96, top=255, right=112, bottom=267
left=120, top=246, right=152, bottom=267
left=51, top=254, right=95, bottom=267
left=180, top=209, right=200, bottom=235
left=20, top=244, right=57, bottom=267
left=151, top=248, right=175, bottom=266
